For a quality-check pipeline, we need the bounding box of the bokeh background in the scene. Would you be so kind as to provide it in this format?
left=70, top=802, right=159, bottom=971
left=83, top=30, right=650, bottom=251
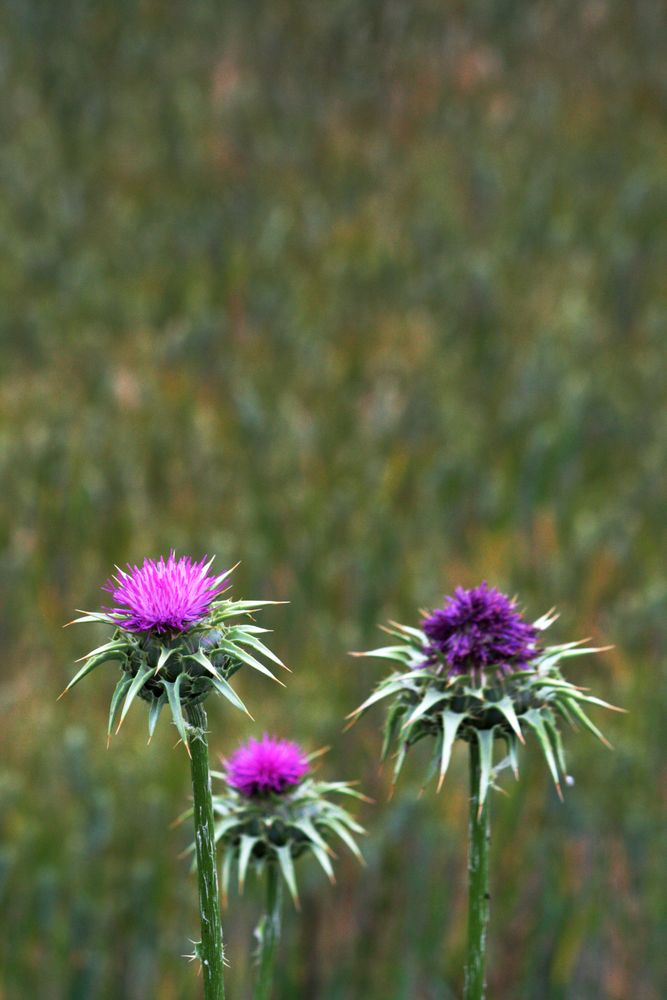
left=1, top=2, right=666, bottom=998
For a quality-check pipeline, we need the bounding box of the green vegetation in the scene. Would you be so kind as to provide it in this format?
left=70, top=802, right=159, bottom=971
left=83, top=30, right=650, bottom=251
left=1, top=2, right=665, bottom=997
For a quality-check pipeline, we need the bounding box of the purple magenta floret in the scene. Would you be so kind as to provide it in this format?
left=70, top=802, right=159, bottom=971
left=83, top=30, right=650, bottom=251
left=422, top=582, right=540, bottom=677
left=103, top=552, right=229, bottom=634
left=226, top=735, right=309, bottom=797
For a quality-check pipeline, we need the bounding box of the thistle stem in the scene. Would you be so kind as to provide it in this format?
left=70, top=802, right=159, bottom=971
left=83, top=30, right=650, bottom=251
left=254, top=862, right=282, bottom=1000
left=464, top=738, right=490, bottom=1000
left=185, top=703, right=226, bottom=1000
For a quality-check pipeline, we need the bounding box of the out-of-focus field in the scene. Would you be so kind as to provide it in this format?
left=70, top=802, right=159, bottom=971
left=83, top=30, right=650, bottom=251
left=1, top=2, right=665, bottom=998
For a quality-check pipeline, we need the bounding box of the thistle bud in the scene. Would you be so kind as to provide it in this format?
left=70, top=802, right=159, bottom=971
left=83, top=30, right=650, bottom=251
left=211, top=735, right=366, bottom=906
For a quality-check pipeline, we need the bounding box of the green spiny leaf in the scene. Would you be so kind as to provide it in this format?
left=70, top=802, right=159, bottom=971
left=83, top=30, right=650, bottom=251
left=147, top=691, right=167, bottom=741
left=275, top=845, right=299, bottom=907
left=385, top=621, right=427, bottom=642
left=562, top=697, right=613, bottom=748
left=308, top=842, right=335, bottom=882
left=156, top=646, right=177, bottom=673
left=543, top=714, right=567, bottom=775
left=382, top=700, right=406, bottom=761
left=214, top=815, right=243, bottom=840
left=163, top=675, right=190, bottom=752
left=392, top=742, right=408, bottom=784
left=402, top=687, right=449, bottom=730
left=67, top=611, right=114, bottom=626
left=438, top=711, right=466, bottom=791
left=351, top=645, right=416, bottom=665
left=522, top=709, right=562, bottom=797
left=118, top=664, right=155, bottom=731
left=238, top=835, right=260, bottom=891
left=74, top=639, right=127, bottom=663
left=323, top=804, right=365, bottom=834
left=476, top=728, right=495, bottom=812
left=208, top=673, right=251, bottom=716
left=62, top=646, right=126, bottom=696
left=224, top=629, right=288, bottom=670
left=325, top=818, right=364, bottom=860
left=504, top=731, right=520, bottom=778
left=348, top=680, right=408, bottom=718
left=214, top=639, right=281, bottom=683
left=221, top=849, right=234, bottom=900
left=185, top=648, right=223, bottom=680
left=494, top=696, right=524, bottom=742
left=108, top=673, right=133, bottom=740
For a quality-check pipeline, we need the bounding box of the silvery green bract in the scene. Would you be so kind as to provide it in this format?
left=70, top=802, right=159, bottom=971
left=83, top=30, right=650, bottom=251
left=349, top=609, right=622, bottom=808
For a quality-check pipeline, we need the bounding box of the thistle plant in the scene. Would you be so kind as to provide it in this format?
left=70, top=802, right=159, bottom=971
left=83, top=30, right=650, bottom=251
left=63, top=552, right=289, bottom=1000
left=349, top=582, right=622, bottom=1000
left=209, top=734, right=366, bottom=1000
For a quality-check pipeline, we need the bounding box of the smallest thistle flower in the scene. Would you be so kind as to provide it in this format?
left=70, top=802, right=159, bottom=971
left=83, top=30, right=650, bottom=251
left=211, top=735, right=367, bottom=906
left=226, top=735, right=310, bottom=797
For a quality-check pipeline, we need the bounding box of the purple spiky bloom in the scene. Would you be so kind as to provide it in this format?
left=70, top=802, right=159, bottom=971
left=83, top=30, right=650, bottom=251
left=422, top=582, right=540, bottom=677
left=103, top=552, right=229, bottom=634
left=226, top=735, right=309, bottom=797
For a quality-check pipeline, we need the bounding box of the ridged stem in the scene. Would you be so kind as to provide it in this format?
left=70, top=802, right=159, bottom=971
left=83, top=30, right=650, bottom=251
left=254, top=862, right=282, bottom=1000
left=464, top=738, right=490, bottom=1000
left=185, top=703, right=226, bottom=1000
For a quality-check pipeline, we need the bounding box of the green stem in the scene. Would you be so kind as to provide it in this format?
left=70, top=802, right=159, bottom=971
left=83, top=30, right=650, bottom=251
left=464, top=738, right=490, bottom=1000
left=185, top=703, right=226, bottom=1000
left=254, top=862, right=282, bottom=1000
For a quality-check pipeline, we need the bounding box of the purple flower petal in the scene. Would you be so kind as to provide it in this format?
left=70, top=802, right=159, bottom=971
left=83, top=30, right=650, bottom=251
left=103, top=552, right=229, bottom=633
left=226, top=735, right=309, bottom=797
left=422, top=582, right=540, bottom=678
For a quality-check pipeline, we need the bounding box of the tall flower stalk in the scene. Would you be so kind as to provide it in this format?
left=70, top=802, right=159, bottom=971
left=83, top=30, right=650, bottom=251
left=205, top=735, right=366, bottom=1000
left=349, top=582, right=623, bottom=999
left=63, top=553, right=289, bottom=1000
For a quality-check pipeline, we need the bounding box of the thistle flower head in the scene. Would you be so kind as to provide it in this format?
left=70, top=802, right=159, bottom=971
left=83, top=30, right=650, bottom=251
left=350, top=583, right=621, bottom=806
left=226, top=735, right=309, bottom=797
left=64, top=554, right=288, bottom=752
left=210, top=741, right=366, bottom=906
left=103, top=552, right=229, bottom=634
left=422, top=582, right=540, bottom=678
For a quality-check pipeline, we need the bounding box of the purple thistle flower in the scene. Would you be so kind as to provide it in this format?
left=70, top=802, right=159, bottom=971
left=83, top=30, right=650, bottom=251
left=103, top=552, right=230, bottom=634
left=422, top=582, right=540, bottom=678
left=226, top=735, right=309, bottom=797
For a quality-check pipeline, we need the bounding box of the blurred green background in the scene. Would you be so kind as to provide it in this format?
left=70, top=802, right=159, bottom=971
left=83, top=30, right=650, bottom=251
left=1, top=1, right=665, bottom=998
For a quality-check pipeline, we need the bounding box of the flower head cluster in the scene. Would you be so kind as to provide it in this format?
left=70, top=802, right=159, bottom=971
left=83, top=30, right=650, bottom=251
left=350, top=583, right=620, bottom=805
left=422, top=582, right=540, bottom=677
left=226, top=735, right=309, bottom=797
left=65, top=554, right=287, bottom=750
left=211, top=739, right=366, bottom=905
left=103, top=552, right=229, bottom=634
